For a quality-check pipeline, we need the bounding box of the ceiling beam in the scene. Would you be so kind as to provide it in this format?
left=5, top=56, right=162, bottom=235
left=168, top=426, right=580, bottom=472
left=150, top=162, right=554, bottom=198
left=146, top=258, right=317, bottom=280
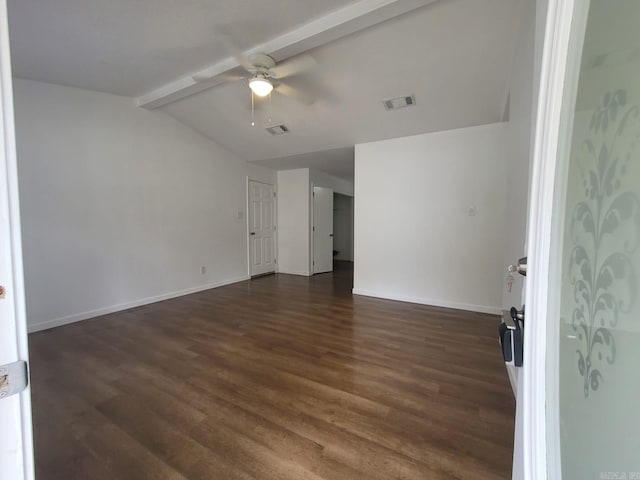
left=136, top=0, right=439, bottom=109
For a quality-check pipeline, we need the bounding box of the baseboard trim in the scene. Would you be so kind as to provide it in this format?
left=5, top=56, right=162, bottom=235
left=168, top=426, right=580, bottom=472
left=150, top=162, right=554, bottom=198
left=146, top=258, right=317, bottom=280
left=351, top=288, right=501, bottom=315
left=28, top=275, right=250, bottom=333
left=250, top=271, right=276, bottom=279
left=276, top=270, right=311, bottom=276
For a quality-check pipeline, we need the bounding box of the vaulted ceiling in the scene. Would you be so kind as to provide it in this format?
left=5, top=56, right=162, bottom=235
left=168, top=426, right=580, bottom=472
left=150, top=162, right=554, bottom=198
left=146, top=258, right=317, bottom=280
left=8, top=0, right=525, bottom=180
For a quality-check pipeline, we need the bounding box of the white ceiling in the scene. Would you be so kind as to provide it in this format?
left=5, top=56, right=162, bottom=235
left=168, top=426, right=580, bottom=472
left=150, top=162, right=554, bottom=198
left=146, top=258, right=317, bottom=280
left=8, top=0, right=524, bottom=180
left=255, top=147, right=355, bottom=180
left=7, top=0, right=358, bottom=97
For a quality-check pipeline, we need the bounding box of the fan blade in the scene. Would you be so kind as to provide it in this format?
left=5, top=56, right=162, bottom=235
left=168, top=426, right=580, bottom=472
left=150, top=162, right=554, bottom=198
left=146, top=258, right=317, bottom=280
left=268, top=54, right=316, bottom=79
left=275, top=82, right=316, bottom=106
left=217, top=33, right=256, bottom=72
left=192, top=72, right=245, bottom=83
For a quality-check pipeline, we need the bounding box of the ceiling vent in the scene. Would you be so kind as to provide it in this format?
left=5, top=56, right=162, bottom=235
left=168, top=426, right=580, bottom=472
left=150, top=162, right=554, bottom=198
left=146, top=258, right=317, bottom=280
left=265, top=124, right=289, bottom=135
left=383, top=94, right=416, bottom=111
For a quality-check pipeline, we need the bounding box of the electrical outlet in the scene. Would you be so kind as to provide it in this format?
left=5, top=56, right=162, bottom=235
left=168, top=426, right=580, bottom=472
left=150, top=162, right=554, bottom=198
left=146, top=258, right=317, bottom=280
left=200, top=266, right=206, bottom=274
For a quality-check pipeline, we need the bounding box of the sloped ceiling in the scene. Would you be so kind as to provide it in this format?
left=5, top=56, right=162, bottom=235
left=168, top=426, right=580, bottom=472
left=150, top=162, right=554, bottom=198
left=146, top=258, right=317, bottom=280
left=8, top=0, right=524, bottom=180
left=7, top=0, right=356, bottom=97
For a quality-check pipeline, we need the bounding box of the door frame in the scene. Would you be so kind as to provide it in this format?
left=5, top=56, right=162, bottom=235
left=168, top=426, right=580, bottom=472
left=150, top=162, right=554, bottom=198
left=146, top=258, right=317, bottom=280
left=246, top=178, right=277, bottom=277
left=522, top=0, right=581, bottom=477
left=0, top=0, right=34, bottom=478
left=310, top=182, right=315, bottom=274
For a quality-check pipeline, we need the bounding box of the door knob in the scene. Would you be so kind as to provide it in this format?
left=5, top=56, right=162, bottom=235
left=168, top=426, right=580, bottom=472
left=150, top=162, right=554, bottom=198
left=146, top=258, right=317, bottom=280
left=329, top=233, right=334, bottom=237
left=508, top=257, right=527, bottom=276
left=250, top=232, right=256, bottom=236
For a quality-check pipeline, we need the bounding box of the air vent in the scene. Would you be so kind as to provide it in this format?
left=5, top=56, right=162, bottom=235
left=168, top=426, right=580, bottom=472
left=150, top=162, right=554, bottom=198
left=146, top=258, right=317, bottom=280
left=383, top=94, right=416, bottom=111
left=265, top=125, right=289, bottom=135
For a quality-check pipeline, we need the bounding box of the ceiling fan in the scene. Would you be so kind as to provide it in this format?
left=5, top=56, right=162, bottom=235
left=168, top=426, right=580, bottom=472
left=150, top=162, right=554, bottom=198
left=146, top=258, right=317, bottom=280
left=192, top=36, right=318, bottom=105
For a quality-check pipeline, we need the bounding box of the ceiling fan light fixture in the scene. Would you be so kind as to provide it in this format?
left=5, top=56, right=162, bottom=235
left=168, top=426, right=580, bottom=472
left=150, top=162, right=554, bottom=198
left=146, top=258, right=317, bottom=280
left=249, top=75, right=273, bottom=97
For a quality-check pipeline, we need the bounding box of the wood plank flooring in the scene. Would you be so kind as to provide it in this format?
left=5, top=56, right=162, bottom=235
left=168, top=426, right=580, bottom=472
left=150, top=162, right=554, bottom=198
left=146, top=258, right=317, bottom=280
left=28, top=262, right=515, bottom=479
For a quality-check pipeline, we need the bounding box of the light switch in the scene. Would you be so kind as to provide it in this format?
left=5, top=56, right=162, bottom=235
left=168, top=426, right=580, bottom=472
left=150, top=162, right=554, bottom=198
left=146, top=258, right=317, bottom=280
left=467, top=205, right=477, bottom=217
left=237, top=211, right=244, bottom=220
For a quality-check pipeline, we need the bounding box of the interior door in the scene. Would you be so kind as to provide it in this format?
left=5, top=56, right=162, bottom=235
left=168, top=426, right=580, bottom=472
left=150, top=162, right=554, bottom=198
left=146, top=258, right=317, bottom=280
left=248, top=180, right=276, bottom=276
left=528, top=0, right=640, bottom=477
left=0, top=0, right=35, bottom=478
left=313, top=186, right=333, bottom=274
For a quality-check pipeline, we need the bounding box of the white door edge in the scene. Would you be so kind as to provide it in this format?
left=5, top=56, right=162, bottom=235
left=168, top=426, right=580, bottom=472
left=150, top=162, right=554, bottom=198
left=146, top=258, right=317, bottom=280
left=0, top=0, right=34, bottom=477
left=310, top=182, right=314, bottom=275
left=311, top=186, right=334, bottom=274
left=246, top=176, right=251, bottom=276
left=522, top=0, right=576, bottom=478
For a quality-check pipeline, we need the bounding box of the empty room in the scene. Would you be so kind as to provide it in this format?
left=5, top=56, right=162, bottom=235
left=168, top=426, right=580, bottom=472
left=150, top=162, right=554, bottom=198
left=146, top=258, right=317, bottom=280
left=3, top=0, right=639, bottom=479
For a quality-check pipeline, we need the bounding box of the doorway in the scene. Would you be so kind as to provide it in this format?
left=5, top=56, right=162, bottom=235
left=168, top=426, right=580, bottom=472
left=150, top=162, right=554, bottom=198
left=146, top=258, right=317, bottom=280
left=332, top=192, right=354, bottom=265
left=312, top=186, right=333, bottom=274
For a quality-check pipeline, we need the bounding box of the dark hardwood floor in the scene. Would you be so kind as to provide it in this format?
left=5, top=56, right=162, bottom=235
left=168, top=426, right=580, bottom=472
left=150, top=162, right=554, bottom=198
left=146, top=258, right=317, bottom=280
left=29, top=262, right=515, bottom=479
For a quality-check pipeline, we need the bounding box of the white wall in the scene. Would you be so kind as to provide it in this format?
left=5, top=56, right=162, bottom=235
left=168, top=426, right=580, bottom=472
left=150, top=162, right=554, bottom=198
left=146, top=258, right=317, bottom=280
left=333, top=193, right=354, bottom=261
left=14, top=79, right=275, bottom=332
left=276, top=168, right=311, bottom=275
left=354, top=122, right=508, bottom=314
left=502, top=0, right=538, bottom=310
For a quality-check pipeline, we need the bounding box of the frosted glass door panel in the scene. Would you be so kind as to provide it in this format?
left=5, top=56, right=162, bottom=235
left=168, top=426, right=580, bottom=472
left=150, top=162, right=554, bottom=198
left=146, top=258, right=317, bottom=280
left=549, top=1, right=640, bottom=478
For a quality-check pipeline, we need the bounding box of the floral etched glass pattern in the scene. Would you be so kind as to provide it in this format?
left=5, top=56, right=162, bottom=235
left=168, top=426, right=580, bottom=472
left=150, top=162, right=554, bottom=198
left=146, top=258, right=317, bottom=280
left=567, top=89, right=640, bottom=398
left=551, top=1, right=640, bottom=477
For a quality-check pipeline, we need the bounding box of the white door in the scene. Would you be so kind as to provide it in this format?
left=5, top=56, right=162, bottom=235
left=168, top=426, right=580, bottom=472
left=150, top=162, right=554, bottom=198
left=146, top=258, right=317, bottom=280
left=248, top=180, right=276, bottom=276
left=524, top=0, right=640, bottom=477
left=0, top=1, right=35, bottom=478
left=313, top=186, right=333, bottom=274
